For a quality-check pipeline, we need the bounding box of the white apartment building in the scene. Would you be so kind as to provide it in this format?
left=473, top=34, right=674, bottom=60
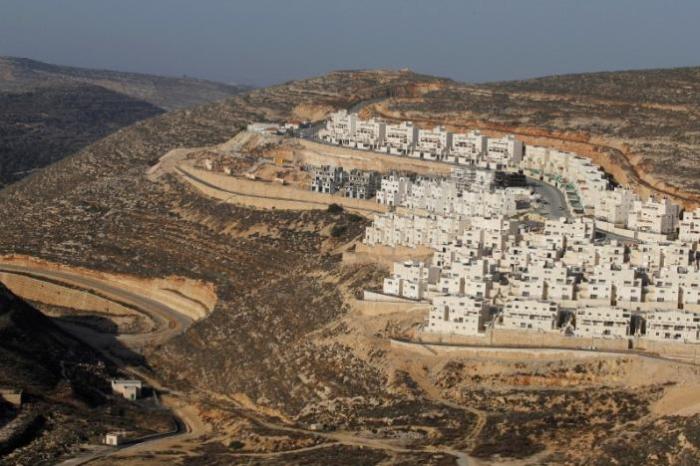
left=680, top=209, right=700, bottom=244
left=617, top=279, right=644, bottom=305
left=382, top=276, right=403, bottom=297
left=383, top=121, right=418, bottom=155
left=575, top=307, right=631, bottom=338
left=486, top=135, right=523, bottom=168
left=682, top=283, right=700, bottom=306
left=596, top=241, right=627, bottom=267
left=563, top=242, right=598, bottom=273
left=413, top=126, right=452, bottom=160
left=645, top=278, right=680, bottom=306
left=500, top=299, right=559, bottom=331
left=661, top=242, right=693, bottom=268
left=320, top=110, right=357, bottom=145
left=629, top=243, right=664, bottom=271
left=580, top=278, right=614, bottom=304
left=375, top=174, right=411, bottom=206
left=382, top=260, right=441, bottom=300
left=595, top=188, right=636, bottom=225
left=353, top=118, right=386, bottom=150
left=627, top=196, right=681, bottom=235
left=644, top=310, right=700, bottom=342
left=450, top=130, right=487, bottom=164
left=511, top=278, right=546, bottom=300
left=429, top=296, right=488, bottom=336
left=544, top=217, right=595, bottom=244
left=437, top=273, right=464, bottom=295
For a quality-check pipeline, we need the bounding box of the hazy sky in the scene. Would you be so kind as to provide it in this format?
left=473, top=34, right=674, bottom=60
left=1, top=0, right=699, bottom=87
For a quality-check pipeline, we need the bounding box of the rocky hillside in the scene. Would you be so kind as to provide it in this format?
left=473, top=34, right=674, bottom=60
left=1, top=67, right=700, bottom=463
left=0, top=56, right=250, bottom=110
left=364, top=65, right=700, bottom=208
left=0, top=281, right=105, bottom=391
left=0, top=282, right=173, bottom=465
left=0, top=56, right=251, bottom=188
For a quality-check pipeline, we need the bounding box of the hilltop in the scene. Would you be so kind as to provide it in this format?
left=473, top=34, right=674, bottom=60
left=0, top=56, right=251, bottom=110
left=1, top=67, right=700, bottom=463
left=364, top=65, right=700, bottom=207
left=0, top=56, right=251, bottom=188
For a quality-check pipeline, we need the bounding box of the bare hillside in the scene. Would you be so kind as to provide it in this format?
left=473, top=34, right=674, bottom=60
left=0, top=57, right=251, bottom=188
left=1, top=68, right=700, bottom=464
left=365, top=65, right=700, bottom=207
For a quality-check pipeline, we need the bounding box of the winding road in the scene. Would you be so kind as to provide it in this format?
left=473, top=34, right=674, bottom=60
left=0, top=262, right=205, bottom=465
left=0, top=264, right=193, bottom=348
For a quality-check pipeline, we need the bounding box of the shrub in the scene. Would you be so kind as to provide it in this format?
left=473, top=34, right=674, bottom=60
left=229, top=440, right=245, bottom=450
left=330, top=224, right=347, bottom=237
left=327, top=203, right=344, bottom=214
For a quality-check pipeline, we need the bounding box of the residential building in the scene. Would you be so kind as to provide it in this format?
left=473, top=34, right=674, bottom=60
left=627, top=196, right=681, bottom=235
left=500, top=299, right=559, bottom=331
left=353, top=118, right=386, bottom=150
left=644, top=310, right=700, bottom=342
left=428, top=296, right=488, bottom=336
left=595, top=188, right=636, bottom=225
left=111, top=380, right=142, bottom=401
left=413, top=126, right=452, bottom=160
left=451, top=130, right=487, bottom=163
left=680, top=209, right=700, bottom=244
left=310, top=165, right=345, bottom=194
left=486, top=135, right=523, bottom=168
left=575, top=307, right=631, bottom=338
left=319, top=110, right=357, bottom=145
left=383, top=121, right=418, bottom=155
left=343, top=169, right=380, bottom=199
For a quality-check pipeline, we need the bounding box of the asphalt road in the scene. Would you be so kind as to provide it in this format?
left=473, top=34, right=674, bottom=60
left=296, top=128, right=572, bottom=220
left=0, top=264, right=193, bottom=348
left=529, top=177, right=571, bottom=219
left=0, top=263, right=201, bottom=465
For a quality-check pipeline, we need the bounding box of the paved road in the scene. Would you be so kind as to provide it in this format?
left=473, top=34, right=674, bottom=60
left=0, top=263, right=204, bottom=465
left=0, top=264, right=193, bottom=348
left=296, top=129, right=572, bottom=221
left=529, top=177, right=571, bottom=219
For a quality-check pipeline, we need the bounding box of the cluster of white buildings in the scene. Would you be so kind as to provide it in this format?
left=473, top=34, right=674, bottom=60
left=316, top=108, right=700, bottom=345
left=373, top=169, right=531, bottom=218
left=594, top=187, right=682, bottom=238
left=369, top=210, right=700, bottom=343
left=318, top=110, right=523, bottom=169
left=522, top=146, right=685, bottom=240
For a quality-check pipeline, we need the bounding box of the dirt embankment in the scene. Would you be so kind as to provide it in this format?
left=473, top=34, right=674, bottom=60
left=365, top=101, right=700, bottom=209
left=291, top=103, right=335, bottom=122
left=0, top=255, right=217, bottom=321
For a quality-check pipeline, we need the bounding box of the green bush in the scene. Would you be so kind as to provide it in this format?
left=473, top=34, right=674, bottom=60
left=330, top=224, right=347, bottom=237
left=327, top=203, right=344, bottom=214
left=229, top=440, right=245, bottom=450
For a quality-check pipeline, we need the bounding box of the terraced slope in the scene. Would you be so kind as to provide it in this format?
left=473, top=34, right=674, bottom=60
left=1, top=68, right=700, bottom=464
left=0, top=56, right=251, bottom=188
left=0, top=56, right=250, bottom=111
left=364, top=66, right=700, bottom=207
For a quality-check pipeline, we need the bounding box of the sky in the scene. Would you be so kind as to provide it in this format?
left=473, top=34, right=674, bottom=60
left=1, top=0, right=699, bottom=87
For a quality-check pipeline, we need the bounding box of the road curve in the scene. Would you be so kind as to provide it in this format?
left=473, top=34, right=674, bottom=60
left=0, top=263, right=207, bottom=465
left=0, top=264, right=194, bottom=348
